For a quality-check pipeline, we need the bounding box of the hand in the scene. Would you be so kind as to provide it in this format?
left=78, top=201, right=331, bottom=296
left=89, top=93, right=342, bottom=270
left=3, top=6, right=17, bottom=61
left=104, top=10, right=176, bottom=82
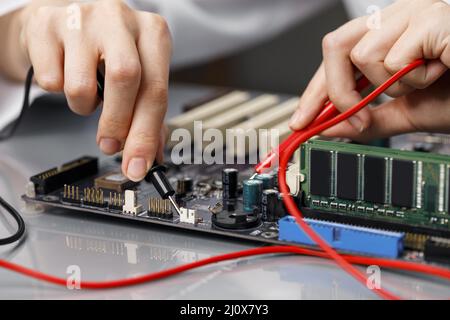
left=289, top=0, right=450, bottom=141
left=17, top=0, right=171, bottom=181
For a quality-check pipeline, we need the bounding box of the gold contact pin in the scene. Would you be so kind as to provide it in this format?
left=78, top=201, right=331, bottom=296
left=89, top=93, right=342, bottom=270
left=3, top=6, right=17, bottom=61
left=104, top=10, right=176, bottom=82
left=64, top=184, right=67, bottom=198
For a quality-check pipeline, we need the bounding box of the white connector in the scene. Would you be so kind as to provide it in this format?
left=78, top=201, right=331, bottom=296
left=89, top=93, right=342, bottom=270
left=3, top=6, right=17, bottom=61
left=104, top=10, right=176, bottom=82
left=179, top=207, right=197, bottom=224
left=123, top=190, right=143, bottom=215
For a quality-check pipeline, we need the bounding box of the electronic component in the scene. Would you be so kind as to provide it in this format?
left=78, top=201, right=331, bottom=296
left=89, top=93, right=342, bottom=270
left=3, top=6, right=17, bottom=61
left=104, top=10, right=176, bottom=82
left=391, top=159, right=414, bottom=208
left=222, top=168, right=238, bottom=200
left=62, top=184, right=80, bottom=204
left=108, top=191, right=123, bottom=210
left=83, top=187, right=106, bottom=208
left=179, top=207, right=198, bottom=225
left=363, top=156, right=386, bottom=204
left=254, top=173, right=274, bottom=190
left=309, top=149, right=332, bottom=197
left=31, top=156, right=98, bottom=194
left=94, top=172, right=138, bottom=192
left=176, top=177, right=194, bottom=195
left=261, top=189, right=279, bottom=222
left=122, top=190, right=143, bottom=215
left=212, top=211, right=260, bottom=230
left=336, top=152, right=359, bottom=200
left=278, top=216, right=404, bottom=258
left=148, top=198, right=173, bottom=219
left=424, top=237, right=450, bottom=265
left=243, top=179, right=263, bottom=213
left=300, top=139, right=450, bottom=235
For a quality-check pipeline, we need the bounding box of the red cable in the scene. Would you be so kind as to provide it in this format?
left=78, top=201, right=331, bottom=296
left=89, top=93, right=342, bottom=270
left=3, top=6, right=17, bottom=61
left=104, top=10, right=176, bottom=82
left=1, top=245, right=450, bottom=290
left=1, top=59, right=449, bottom=299
left=277, top=59, right=427, bottom=300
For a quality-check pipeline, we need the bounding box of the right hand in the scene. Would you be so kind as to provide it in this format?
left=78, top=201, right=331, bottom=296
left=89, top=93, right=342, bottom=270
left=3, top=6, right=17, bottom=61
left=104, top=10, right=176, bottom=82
left=18, top=0, right=172, bottom=181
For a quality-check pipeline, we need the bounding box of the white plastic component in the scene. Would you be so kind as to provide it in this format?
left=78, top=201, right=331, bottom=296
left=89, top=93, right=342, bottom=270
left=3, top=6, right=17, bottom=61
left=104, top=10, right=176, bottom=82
left=180, top=207, right=197, bottom=224
left=167, top=91, right=251, bottom=133
left=204, top=94, right=280, bottom=132
left=122, top=190, right=143, bottom=215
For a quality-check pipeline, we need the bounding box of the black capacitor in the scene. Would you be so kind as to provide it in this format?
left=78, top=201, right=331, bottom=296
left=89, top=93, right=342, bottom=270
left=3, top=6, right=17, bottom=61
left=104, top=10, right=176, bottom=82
left=176, top=177, right=194, bottom=195
left=276, top=192, right=288, bottom=219
left=261, top=189, right=279, bottom=222
left=222, top=168, right=238, bottom=200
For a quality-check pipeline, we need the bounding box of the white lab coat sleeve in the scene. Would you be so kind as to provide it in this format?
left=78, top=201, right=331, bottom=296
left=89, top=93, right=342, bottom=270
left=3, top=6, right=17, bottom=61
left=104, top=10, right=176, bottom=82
left=0, top=0, right=335, bottom=131
left=0, top=0, right=28, bottom=16
left=125, top=0, right=336, bottom=68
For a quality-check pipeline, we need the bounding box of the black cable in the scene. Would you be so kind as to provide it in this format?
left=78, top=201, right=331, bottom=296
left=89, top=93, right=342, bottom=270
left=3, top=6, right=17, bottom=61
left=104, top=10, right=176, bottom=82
left=0, top=67, right=34, bottom=141
left=0, top=196, right=26, bottom=246
left=0, top=68, right=31, bottom=244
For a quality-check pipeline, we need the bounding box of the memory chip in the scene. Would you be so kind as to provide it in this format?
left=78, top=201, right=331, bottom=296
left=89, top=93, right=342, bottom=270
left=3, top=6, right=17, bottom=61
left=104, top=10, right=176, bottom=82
left=363, top=156, right=386, bottom=204
left=448, top=167, right=450, bottom=213
left=94, top=172, right=138, bottom=192
left=391, top=160, right=414, bottom=208
left=310, top=149, right=332, bottom=197
left=336, top=152, right=359, bottom=200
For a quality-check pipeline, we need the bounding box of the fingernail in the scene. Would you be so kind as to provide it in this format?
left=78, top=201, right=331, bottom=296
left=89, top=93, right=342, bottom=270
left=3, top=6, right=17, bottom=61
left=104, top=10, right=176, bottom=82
left=289, top=111, right=303, bottom=129
left=127, top=157, right=148, bottom=181
left=348, top=116, right=364, bottom=132
left=99, top=138, right=121, bottom=154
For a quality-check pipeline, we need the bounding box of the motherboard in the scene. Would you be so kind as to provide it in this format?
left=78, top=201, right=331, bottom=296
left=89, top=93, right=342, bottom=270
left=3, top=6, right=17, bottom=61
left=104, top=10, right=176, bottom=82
left=22, top=90, right=450, bottom=265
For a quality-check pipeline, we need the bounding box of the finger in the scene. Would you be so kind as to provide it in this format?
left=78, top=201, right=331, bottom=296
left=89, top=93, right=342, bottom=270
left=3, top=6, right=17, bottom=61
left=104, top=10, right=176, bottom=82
left=289, top=64, right=328, bottom=131
left=97, top=32, right=142, bottom=155
left=122, top=13, right=171, bottom=181
left=350, top=12, right=413, bottom=97
left=322, top=16, right=371, bottom=132
left=63, top=32, right=99, bottom=116
left=25, top=8, right=64, bottom=92
left=322, top=98, right=416, bottom=141
left=384, top=3, right=450, bottom=89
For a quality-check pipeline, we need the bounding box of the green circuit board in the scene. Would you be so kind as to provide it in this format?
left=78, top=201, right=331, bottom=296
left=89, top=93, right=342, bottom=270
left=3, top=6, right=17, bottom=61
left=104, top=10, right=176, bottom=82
left=300, top=140, right=450, bottom=233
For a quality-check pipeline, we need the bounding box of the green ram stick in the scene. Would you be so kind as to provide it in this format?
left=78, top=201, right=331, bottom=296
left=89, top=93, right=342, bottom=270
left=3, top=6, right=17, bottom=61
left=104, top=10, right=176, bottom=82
left=299, top=140, right=450, bottom=233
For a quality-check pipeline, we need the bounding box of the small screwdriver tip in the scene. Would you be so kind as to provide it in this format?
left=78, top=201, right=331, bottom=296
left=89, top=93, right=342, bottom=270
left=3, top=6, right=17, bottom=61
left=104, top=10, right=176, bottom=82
left=168, top=195, right=181, bottom=215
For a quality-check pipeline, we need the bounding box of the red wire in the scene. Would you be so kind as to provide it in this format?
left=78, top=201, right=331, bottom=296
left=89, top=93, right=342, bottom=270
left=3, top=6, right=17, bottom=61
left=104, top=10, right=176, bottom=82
left=277, top=59, right=427, bottom=300
left=1, top=59, right=449, bottom=299
left=1, top=245, right=450, bottom=290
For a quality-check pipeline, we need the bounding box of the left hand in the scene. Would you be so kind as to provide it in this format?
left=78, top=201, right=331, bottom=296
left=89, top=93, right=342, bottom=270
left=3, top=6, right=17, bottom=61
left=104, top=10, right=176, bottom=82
left=289, top=0, right=450, bottom=140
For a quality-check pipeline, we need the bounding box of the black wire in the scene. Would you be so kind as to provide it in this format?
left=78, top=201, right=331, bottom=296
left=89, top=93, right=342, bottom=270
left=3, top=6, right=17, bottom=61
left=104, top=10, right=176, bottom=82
left=0, top=196, right=26, bottom=245
left=0, top=68, right=31, bottom=244
left=0, top=67, right=34, bottom=141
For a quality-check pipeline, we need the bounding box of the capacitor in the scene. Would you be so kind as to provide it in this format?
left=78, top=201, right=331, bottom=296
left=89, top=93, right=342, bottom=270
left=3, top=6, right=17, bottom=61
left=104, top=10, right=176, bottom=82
left=254, top=173, right=274, bottom=189
left=243, top=179, right=263, bottom=213
left=176, top=177, right=193, bottom=195
left=276, top=192, right=287, bottom=219
left=261, top=189, right=279, bottom=222
left=222, top=168, right=238, bottom=200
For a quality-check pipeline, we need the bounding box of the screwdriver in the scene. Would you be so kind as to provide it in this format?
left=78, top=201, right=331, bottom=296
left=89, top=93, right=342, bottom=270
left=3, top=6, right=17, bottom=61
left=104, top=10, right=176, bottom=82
left=96, top=70, right=182, bottom=215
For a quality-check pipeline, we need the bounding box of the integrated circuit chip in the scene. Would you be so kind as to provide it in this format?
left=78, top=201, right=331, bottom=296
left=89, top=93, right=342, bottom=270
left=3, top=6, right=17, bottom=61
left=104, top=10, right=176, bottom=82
left=363, top=156, right=386, bottom=204
left=310, top=149, right=332, bottom=197
left=94, top=172, right=138, bottom=192
left=336, top=152, right=359, bottom=200
left=391, top=159, right=414, bottom=208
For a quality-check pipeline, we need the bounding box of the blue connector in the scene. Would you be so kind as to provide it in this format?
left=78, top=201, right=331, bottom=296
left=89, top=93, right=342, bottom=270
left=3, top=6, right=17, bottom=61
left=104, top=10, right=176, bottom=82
left=278, top=216, right=404, bottom=258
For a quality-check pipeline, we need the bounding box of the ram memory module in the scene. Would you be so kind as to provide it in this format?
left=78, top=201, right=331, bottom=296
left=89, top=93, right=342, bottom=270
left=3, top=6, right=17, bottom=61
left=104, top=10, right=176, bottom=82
left=299, top=140, right=450, bottom=236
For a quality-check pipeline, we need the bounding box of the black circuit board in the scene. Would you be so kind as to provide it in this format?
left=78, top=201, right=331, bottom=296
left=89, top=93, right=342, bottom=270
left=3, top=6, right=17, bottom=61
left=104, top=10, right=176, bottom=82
left=23, top=158, right=295, bottom=247
left=23, top=156, right=449, bottom=264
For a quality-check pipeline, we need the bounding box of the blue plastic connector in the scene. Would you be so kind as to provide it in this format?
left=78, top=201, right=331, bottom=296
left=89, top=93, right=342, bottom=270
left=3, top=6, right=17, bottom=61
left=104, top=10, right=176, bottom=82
left=278, top=216, right=404, bottom=258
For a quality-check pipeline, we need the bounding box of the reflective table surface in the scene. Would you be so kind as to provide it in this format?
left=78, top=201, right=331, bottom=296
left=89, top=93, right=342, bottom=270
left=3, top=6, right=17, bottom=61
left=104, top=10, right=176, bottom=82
left=0, top=84, right=449, bottom=299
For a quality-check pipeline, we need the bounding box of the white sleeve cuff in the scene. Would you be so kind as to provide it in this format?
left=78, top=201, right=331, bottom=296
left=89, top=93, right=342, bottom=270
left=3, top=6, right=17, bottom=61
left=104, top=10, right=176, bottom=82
left=0, top=0, right=29, bottom=16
